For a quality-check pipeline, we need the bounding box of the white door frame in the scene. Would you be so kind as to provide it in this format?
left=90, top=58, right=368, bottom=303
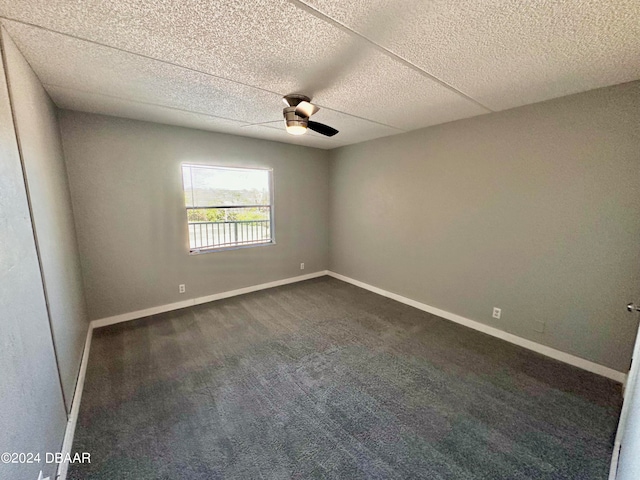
left=609, top=313, right=640, bottom=479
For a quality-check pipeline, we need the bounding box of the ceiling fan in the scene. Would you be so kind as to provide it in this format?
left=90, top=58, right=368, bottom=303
left=282, top=94, right=339, bottom=137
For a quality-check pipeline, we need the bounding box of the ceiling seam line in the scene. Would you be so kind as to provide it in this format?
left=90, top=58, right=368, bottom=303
left=0, top=16, right=281, bottom=97
left=1, top=16, right=406, bottom=131
left=49, top=80, right=406, bottom=133
left=289, top=0, right=494, bottom=113
left=48, top=80, right=405, bottom=133
left=43, top=83, right=252, bottom=124
left=241, top=121, right=283, bottom=127
left=314, top=106, right=406, bottom=132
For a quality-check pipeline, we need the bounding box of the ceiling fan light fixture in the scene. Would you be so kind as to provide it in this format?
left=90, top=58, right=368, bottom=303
left=285, top=124, right=307, bottom=135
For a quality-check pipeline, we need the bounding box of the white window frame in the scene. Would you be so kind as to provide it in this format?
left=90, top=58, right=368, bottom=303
left=181, top=163, right=275, bottom=254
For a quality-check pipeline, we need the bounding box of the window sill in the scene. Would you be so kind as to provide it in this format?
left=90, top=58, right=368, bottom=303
left=189, top=240, right=276, bottom=255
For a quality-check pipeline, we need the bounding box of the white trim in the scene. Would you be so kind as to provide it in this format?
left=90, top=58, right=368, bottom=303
left=55, top=270, right=328, bottom=479
left=56, top=324, right=93, bottom=480
left=54, top=268, right=625, bottom=480
left=327, top=271, right=627, bottom=384
left=91, top=299, right=194, bottom=329
left=91, top=270, right=329, bottom=329
left=609, top=441, right=621, bottom=480
left=608, top=317, right=640, bottom=479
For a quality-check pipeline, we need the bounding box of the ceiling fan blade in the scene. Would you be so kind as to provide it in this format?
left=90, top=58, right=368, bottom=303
left=295, top=101, right=320, bottom=118
left=307, top=120, right=339, bottom=137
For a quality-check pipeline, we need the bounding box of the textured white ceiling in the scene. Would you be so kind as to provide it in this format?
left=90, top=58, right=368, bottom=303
left=0, top=0, right=638, bottom=149
left=298, top=0, right=640, bottom=110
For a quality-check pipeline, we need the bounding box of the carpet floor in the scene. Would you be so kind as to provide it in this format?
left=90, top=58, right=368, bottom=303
left=69, top=276, right=622, bottom=479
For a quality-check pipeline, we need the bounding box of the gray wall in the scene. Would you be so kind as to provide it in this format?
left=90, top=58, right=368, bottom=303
left=329, top=81, right=640, bottom=373
left=2, top=29, right=88, bottom=412
left=59, top=111, right=330, bottom=320
left=0, top=29, right=67, bottom=480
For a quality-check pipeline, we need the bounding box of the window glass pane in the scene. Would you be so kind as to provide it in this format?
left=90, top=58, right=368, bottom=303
left=182, top=164, right=273, bottom=252
left=185, top=165, right=270, bottom=207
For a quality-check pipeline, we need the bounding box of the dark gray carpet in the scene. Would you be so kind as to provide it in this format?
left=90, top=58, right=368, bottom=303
left=69, top=276, right=622, bottom=479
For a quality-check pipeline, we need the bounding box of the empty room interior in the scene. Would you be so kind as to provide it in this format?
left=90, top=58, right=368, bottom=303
left=2, top=1, right=640, bottom=479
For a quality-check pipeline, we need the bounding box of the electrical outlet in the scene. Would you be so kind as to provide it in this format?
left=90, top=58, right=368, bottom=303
left=492, top=307, right=501, bottom=319
left=179, top=284, right=186, bottom=294
left=300, top=263, right=305, bottom=270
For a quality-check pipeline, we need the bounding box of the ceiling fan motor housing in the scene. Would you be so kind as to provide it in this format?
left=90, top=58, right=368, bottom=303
left=281, top=94, right=338, bottom=137
left=283, top=106, right=308, bottom=129
left=282, top=94, right=311, bottom=108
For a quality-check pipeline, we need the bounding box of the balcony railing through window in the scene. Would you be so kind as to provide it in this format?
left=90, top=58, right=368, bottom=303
left=186, top=205, right=272, bottom=251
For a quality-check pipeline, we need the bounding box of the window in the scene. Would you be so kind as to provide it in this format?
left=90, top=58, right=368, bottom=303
left=181, top=164, right=274, bottom=253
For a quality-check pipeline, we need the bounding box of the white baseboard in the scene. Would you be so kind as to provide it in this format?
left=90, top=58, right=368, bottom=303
left=191, top=270, right=327, bottom=307
left=55, top=268, right=625, bottom=480
left=327, top=271, right=627, bottom=384
left=56, top=324, right=93, bottom=480
left=91, top=270, right=329, bottom=329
